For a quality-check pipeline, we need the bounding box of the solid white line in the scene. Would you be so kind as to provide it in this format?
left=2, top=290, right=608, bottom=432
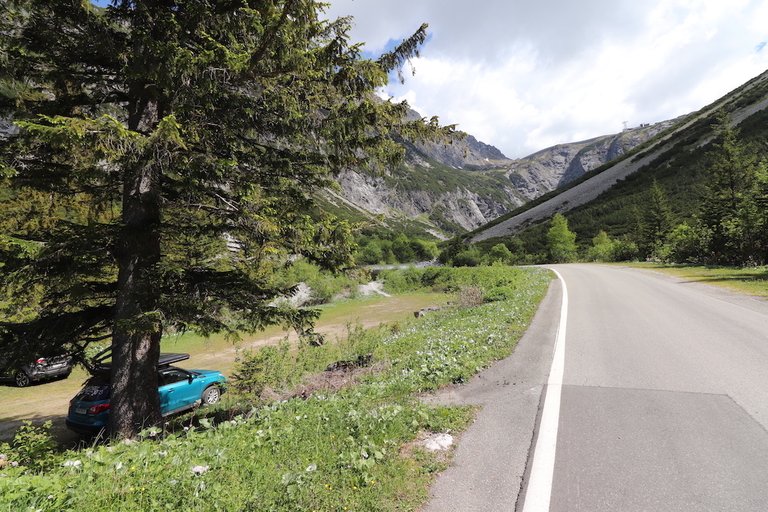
left=521, top=268, right=568, bottom=512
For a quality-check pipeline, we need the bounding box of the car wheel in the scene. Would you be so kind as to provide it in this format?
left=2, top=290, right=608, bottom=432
left=14, top=370, right=30, bottom=388
left=201, top=385, right=221, bottom=406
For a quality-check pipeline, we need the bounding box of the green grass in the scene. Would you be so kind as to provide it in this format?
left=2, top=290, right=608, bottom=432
left=0, top=266, right=553, bottom=511
left=624, top=263, right=768, bottom=297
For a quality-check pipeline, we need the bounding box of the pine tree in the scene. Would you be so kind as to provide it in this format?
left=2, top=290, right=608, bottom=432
left=0, top=1, right=448, bottom=437
left=639, top=179, right=673, bottom=258
left=546, top=213, right=577, bottom=263
left=699, top=113, right=761, bottom=265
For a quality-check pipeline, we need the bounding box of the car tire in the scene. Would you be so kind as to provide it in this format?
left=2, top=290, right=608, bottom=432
left=201, top=385, right=221, bottom=406
left=14, top=370, right=30, bottom=388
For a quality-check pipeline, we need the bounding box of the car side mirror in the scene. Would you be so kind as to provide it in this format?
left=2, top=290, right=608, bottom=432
left=188, top=375, right=194, bottom=383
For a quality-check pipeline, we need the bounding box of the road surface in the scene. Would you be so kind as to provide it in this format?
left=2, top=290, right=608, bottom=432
left=425, top=264, right=768, bottom=511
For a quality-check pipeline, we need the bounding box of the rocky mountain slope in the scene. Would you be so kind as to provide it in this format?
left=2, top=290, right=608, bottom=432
left=332, top=111, right=670, bottom=236
left=331, top=139, right=524, bottom=235
left=505, top=120, right=678, bottom=200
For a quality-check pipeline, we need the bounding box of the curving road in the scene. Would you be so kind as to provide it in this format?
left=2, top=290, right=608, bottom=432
left=425, top=264, right=768, bottom=511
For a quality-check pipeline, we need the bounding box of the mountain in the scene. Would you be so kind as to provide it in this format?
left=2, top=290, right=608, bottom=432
left=331, top=109, right=668, bottom=237
left=468, top=69, right=768, bottom=246
left=505, top=120, right=679, bottom=200
left=329, top=136, right=523, bottom=236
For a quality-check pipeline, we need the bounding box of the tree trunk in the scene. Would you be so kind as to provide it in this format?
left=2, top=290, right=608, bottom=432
left=109, top=98, right=163, bottom=438
left=109, top=161, right=163, bottom=437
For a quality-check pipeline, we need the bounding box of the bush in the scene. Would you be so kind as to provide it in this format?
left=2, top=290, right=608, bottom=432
left=452, top=247, right=482, bottom=267
left=379, top=267, right=423, bottom=294
left=610, top=239, right=640, bottom=262
left=231, top=343, right=292, bottom=396
left=456, top=286, right=484, bottom=308
left=484, top=285, right=517, bottom=302
left=275, top=260, right=359, bottom=305
left=585, top=231, right=615, bottom=262
left=0, top=421, right=58, bottom=472
left=660, top=222, right=706, bottom=263
left=485, top=243, right=513, bottom=265
left=356, top=235, right=440, bottom=264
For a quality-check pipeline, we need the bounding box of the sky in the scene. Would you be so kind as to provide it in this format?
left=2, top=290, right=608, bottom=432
left=323, top=0, right=768, bottom=158
left=89, top=1, right=768, bottom=158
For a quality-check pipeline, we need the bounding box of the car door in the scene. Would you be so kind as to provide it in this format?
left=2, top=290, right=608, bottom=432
left=158, top=367, right=198, bottom=414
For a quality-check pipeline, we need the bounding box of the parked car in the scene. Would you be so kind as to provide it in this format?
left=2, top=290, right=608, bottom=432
left=0, top=354, right=73, bottom=387
left=65, top=352, right=226, bottom=435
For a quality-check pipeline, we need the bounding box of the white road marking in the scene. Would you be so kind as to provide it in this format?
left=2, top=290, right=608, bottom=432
left=521, top=268, right=568, bottom=512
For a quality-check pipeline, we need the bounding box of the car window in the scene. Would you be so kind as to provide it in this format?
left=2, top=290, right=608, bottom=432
left=75, top=377, right=110, bottom=401
left=159, top=367, right=189, bottom=386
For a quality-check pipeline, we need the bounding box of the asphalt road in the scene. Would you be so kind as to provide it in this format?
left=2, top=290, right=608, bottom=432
left=425, top=264, right=768, bottom=512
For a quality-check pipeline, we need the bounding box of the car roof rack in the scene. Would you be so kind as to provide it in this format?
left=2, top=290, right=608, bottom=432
left=85, top=348, right=190, bottom=376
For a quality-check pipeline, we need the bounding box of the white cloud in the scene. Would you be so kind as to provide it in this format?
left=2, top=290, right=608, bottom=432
left=324, top=0, right=768, bottom=157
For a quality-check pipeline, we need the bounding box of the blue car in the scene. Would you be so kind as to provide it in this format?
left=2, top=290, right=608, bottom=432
left=66, top=353, right=226, bottom=435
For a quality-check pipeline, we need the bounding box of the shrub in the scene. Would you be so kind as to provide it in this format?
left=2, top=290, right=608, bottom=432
left=456, top=286, right=484, bottom=308
left=610, top=239, right=640, bottom=262
left=485, top=243, right=513, bottom=265
left=275, top=260, right=359, bottom=305
left=585, top=230, right=615, bottom=262
left=660, top=222, right=706, bottom=263
left=484, top=285, right=517, bottom=302
left=2, top=421, right=58, bottom=472
left=231, top=342, right=292, bottom=396
left=379, top=267, right=423, bottom=294
left=452, top=247, right=482, bottom=267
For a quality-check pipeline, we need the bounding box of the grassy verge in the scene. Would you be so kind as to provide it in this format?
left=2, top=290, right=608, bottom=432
left=0, top=267, right=552, bottom=512
left=624, top=263, right=768, bottom=297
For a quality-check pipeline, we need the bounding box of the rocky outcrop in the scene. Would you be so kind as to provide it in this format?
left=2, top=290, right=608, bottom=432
left=505, top=119, right=678, bottom=199
left=331, top=107, right=675, bottom=236
left=335, top=168, right=522, bottom=232
left=412, top=134, right=510, bottom=170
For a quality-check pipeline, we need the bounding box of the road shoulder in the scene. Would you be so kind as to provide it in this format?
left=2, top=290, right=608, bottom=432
left=421, top=278, right=561, bottom=512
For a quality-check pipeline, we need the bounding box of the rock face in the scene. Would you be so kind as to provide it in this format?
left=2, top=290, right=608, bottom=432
left=332, top=118, right=672, bottom=235
left=505, top=119, right=678, bottom=200
left=335, top=166, right=522, bottom=232
left=331, top=114, right=524, bottom=235
left=412, top=134, right=509, bottom=170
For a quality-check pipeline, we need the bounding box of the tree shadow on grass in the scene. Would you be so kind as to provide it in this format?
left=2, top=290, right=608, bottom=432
left=0, top=412, right=84, bottom=449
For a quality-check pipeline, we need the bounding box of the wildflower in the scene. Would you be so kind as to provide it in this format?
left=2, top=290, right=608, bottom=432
left=305, top=464, right=317, bottom=472
left=191, top=465, right=210, bottom=476
left=63, top=460, right=82, bottom=468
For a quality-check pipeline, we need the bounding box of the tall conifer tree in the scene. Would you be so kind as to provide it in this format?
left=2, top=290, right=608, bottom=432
left=0, top=0, right=447, bottom=437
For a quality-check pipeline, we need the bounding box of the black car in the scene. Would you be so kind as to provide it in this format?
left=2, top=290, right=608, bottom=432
left=0, top=354, right=73, bottom=387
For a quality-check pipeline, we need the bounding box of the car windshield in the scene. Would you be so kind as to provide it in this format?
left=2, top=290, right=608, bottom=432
left=74, top=376, right=110, bottom=401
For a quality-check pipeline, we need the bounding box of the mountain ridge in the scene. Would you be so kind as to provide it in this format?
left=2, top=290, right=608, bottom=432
left=332, top=109, right=669, bottom=236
